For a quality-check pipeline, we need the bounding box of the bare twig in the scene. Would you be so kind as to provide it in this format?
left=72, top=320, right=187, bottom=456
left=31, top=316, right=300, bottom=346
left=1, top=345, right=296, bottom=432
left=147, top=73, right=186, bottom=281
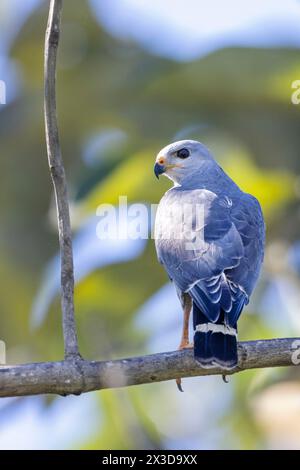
left=44, top=0, right=80, bottom=359
left=0, top=338, right=299, bottom=398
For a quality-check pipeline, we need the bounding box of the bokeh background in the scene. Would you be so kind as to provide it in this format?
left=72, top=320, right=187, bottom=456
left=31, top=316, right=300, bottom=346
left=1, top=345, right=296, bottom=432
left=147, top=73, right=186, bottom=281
left=1, top=0, right=300, bottom=450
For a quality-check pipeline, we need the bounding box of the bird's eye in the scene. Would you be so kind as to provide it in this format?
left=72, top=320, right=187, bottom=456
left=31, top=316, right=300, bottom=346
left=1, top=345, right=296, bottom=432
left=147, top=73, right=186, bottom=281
left=176, top=148, right=190, bottom=159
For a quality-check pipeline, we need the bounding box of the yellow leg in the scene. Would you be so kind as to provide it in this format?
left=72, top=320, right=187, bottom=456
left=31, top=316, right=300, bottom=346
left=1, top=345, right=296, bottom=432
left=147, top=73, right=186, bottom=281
left=176, top=296, right=193, bottom=392
left=178, top=299, right=193, bottom=350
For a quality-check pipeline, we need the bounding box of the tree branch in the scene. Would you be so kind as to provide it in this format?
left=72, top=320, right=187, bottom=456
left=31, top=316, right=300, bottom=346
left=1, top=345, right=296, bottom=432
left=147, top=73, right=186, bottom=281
left=44, top=0, right=79, bottom=359
left=0, top=338, right=299, bottom=398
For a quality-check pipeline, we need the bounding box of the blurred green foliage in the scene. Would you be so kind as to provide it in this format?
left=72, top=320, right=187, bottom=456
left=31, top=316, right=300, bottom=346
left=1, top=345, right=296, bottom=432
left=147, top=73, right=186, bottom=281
left=0, top=0, right=300, bottom=450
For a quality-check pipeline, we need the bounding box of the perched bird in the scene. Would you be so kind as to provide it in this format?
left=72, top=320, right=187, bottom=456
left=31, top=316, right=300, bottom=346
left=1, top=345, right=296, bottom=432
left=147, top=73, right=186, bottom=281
left=154, top=140, right=265, bottom=389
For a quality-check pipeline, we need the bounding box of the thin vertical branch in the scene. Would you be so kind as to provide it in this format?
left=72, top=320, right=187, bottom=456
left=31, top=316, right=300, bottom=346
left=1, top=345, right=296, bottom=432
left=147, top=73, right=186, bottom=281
left=44, top=0, right=80, bottom=359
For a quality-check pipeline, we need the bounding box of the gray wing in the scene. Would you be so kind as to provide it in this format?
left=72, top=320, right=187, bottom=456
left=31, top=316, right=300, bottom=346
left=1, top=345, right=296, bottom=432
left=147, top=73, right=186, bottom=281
left=229, top=193, right=265, bottom=294
left=155, top=187, right=265, bottom=324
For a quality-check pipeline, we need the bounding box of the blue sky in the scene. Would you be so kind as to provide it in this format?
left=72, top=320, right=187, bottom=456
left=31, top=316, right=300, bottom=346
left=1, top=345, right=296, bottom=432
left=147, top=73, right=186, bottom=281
left=90, top=0, right=300, bottom=60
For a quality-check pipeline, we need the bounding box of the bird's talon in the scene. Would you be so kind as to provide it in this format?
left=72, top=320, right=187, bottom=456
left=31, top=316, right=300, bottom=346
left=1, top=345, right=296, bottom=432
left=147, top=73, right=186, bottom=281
left=222, top=374, right=229, bottom=383
left=176, top=378, right=184, bottom=392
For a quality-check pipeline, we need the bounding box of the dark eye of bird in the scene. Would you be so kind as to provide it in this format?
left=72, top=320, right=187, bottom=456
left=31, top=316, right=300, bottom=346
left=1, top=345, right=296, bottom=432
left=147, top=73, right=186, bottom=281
left=176, top=148, right=190, bottom=159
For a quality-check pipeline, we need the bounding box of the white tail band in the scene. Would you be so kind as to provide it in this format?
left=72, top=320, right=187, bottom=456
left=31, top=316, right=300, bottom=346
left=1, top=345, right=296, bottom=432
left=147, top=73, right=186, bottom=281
left=195, top=322, right=237, bottom=337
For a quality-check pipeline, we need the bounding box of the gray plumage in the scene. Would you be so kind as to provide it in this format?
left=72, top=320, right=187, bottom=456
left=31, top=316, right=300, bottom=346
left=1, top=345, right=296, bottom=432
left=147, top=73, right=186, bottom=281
left=154, top=140, right=265, bottom=369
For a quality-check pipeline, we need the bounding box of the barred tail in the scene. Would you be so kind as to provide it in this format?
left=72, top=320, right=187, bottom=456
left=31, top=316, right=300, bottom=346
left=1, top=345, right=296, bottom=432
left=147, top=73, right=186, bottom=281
left=193, top=304, right=238, bottom=370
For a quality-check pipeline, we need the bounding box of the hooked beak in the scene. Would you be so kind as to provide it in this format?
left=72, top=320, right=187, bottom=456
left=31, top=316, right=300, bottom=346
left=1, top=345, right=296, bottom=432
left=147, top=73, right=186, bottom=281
left=154, top=162, right=166, bottom=179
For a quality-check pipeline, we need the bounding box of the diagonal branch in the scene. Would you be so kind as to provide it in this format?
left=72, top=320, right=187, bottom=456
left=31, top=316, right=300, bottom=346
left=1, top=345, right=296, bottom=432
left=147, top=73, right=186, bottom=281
left=44, top=0, right=80, bottom=359
left=0, top=338, right=299, bottom=397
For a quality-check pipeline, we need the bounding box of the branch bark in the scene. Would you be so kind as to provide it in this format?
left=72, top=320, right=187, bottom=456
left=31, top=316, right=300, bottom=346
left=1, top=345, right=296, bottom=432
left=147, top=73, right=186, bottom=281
left=0, top=338, right=299, bottom=398
left=44, top=0, right=79, bottom=359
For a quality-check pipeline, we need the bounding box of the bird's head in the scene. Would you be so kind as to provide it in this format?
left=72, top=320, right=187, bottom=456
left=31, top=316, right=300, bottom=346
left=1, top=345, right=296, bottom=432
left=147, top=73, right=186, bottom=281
left=154, top=140, right=213, bottom=184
